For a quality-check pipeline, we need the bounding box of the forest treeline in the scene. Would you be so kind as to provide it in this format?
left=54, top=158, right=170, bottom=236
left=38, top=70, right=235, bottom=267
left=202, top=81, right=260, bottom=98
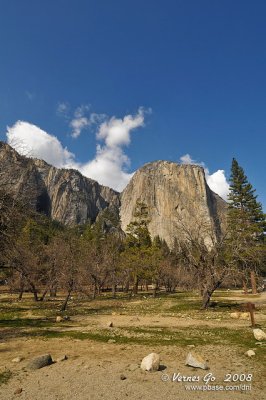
left=0, top=159, right=265, bottom=309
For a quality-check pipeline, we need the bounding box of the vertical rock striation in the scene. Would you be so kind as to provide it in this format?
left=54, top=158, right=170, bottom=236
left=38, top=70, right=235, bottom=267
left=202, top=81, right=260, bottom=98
left=120, top=161, right=226, bottom=247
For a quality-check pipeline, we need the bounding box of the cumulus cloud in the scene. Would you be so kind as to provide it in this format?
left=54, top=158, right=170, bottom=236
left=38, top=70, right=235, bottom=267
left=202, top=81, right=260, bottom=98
left=67, top=105, right=106, bottom=138
left=180, top=153, right=229, bottom=200
left=80, top=108, right=146, bottom=190
left=6, top=108, right=148, bottom=191
left=6, top=121, right=76, bottom=168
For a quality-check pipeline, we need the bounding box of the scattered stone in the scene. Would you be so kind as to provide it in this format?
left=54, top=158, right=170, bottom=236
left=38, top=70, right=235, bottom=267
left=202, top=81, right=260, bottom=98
left=27, top=354, right=53, bottom=370
left=12, top=356, right=24, bottom=363
left=56, top=316, right=63, bottom=323
left=120, top=374, right=127, bottom=380
left=108, top=339, right=116, bottom=343
left=56, top=355, right=68, bottom=362
left=253, top=329, right=266, bottom=341
left=240, top=312, right=249, bottom=320
left=107, top=321, right=113, bottom=328
left=185, top=352, right=208, bottom=370
left=230, top=312, right=240, bottom=319
left=245, top=350, right=255, bottom=357
left=140, top=353, right=160, bottom=372
left=14, top=388, right=23, bottom=395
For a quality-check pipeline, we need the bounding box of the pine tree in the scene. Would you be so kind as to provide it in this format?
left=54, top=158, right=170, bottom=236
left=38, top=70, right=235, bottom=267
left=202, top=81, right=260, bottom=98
left=228, top=158, right=266, bottom=293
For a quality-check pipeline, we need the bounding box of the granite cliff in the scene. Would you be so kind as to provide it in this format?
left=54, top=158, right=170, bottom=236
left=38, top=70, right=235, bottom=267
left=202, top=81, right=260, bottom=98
left=0, top=142, right=226, bottom=244
left=120, top=161, right=226, bottom=247
left=0, top=142, right=120, bottom=225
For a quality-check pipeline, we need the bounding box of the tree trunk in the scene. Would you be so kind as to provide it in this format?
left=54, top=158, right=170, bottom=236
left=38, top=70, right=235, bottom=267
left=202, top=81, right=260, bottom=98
left=29, top=283, right=38, bottom=301
left=18, top=288, right=24, bottom=300
left=61, top=289, right=72, bottom=312
left=18, top=281, right=24, bottom=300
left=133, top=276, right=138, bottom=294
left=124, top=280, right=129, bottom=293
left=39, top=289, right=48, bottom=301
left=242, top=280, right=248, bottom=295
left=92, top=283, right=97, bottom=299
left=250, top=270, right=257, bottom=294
left=112, top=284, right=117, bottom=298
left=201, top=289, right=212, bottom=309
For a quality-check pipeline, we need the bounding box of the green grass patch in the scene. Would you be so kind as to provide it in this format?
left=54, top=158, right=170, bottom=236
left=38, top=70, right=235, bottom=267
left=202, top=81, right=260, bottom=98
left=0, top=370, right=12, bottom=386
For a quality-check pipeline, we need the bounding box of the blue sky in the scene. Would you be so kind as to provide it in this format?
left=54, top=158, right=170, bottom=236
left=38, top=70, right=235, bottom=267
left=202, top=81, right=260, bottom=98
left=0, top=1, right=265, bottom=208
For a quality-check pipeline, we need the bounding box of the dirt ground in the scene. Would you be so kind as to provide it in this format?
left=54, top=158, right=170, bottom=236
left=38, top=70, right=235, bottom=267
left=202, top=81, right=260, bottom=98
left=0, top=291, right=265, bottom=400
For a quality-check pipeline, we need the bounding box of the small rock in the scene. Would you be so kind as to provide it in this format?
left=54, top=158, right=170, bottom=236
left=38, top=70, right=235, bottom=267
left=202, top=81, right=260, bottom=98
left=63, top=316, right=70, bottom=321
left=108, top=339, right=116, bottom=343
left=27, top=354, right=53, bottom=370
left=57, top=355, right=68, bottom=362
left=140, top=353, right=160, bottom=372
left=14, top=388, right=23, bottom=395
left=240, top=312, right=249, bottom=320
left=253, top=329, right=266, bottom=341
left=120, top=374, right=127, bottom=380
left=56, top=316, right=63, bottom=323
left=107, top=321, right=113, bottom=328
left=12, top=356, right=24, bottom=363
left=185, top=352, right=208, bottom=370
left=230, top=312, right=240, bottom=319
left=187, top=345, right=195, bottom=348
left=245, top=350, right=255, bottom=357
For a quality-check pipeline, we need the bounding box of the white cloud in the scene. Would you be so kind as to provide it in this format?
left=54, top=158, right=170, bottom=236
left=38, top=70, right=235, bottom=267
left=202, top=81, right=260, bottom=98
left=6, top=121, right=76, bottom=168
left=6, top=108, right=148, bottom=191
left=80, top=108, right=146, bottom=190
left=180, top=153, right=229, bottom=200
left=56, top=102, right=70, bottom=117
left=180, top=153, right=196, bottom=165
left=68, top=105, right=106, bottom=138
left=205, top=169, right=229, bottom=200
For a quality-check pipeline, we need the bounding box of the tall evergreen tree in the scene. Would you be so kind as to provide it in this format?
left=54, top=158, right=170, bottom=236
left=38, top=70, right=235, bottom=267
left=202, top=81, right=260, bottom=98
left=228, top=158, right=266, bottom=293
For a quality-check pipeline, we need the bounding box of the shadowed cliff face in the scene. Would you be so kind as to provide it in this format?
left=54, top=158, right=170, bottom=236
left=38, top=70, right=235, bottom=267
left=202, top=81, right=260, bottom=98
left=120, top=161, right=227, bottom=247
left=0, top=142, right=120, bottom=225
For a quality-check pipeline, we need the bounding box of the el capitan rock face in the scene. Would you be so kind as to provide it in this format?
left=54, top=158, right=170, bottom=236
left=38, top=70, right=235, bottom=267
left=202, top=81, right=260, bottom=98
left=120, top=161, right=226, bottom=247
left=0, top=142, right=120, bottom=225
left=0, top=142, right=226, bottom=244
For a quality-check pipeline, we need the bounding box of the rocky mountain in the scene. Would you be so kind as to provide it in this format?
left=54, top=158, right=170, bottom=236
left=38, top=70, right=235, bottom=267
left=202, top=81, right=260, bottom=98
left=0, top=142, right=120, bottom=225
left=120, top=161, right=226, bottom=247
left=0, top=142, right=226, bottom=245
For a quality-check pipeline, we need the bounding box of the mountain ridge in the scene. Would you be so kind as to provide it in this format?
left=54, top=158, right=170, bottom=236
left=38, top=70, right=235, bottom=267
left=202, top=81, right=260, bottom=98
left=0, top=141, right=226, bottom=246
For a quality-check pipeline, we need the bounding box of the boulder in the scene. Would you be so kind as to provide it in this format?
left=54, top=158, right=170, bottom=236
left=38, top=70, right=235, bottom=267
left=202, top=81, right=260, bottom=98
left=245, top=350, right=255, bottom=357
left=253, top=329, right=266, bottom=341
left=27, top=354, right=53, bottom=370
left=230, top=312, right=240, bottom=319
left=56, top=316, right=63, bottom=323
left=240, top=312, right=249, bottom=320
left=185, top=352, right=208, bottom=370
left=140, top=353, right=160, bottom=372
